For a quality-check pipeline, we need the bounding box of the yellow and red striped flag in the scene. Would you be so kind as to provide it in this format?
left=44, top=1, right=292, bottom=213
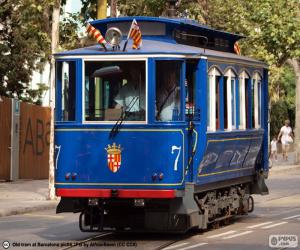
left=234, top=42, right=241, bottom=55
left=128, top=19, right=142, bottom=49
left=86, top=22, right=107, bottom=49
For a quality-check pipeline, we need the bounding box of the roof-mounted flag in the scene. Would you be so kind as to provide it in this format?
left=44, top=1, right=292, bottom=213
left=234, top=42, right=241, bottom=55
left=86, top=22, right=107, bottom=50
left=128, top=19, right=142, bottom=49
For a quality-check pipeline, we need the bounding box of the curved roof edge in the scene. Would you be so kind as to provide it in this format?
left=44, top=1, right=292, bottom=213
left=90, top=16, right=245, bottom=41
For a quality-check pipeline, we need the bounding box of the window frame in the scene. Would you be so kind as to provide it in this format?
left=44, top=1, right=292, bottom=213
left=252, top=72, right=262, bottom=129
left=238, top=70, right=250, bottom=130
left=82, top=58, right=148, bottom=124
left=224, top=69, right=237, bottom=131
left=55, top=60, right=77, bottom=122
left=153, top=58, right=186, bottom=123
left=207, top=67, right=221, bottom=131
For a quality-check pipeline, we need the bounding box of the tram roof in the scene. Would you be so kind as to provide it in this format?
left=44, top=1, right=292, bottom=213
left=55, top=38, right=266, bottom=67
left=90, top=16, right=244, bottom=41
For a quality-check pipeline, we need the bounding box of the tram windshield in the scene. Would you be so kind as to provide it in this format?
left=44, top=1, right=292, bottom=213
left=85, top=61, right=146, bottom=121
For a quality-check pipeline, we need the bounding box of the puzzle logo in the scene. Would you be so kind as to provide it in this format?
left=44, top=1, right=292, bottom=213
left=269, top=235, right=298, bottom=248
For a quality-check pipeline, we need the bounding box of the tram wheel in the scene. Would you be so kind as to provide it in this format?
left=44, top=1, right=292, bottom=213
left=211, top=222, right=220, bottom=229
left=248, top=195, right=254, bottom=213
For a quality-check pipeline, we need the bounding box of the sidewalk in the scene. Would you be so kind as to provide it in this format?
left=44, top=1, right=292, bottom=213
left=269, top=151, right=300, bottom=174
left=0, top=180, right=59, bottom=217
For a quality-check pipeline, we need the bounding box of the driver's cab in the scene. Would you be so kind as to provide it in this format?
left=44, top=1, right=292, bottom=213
left=56, top=58, right=195, bottom=125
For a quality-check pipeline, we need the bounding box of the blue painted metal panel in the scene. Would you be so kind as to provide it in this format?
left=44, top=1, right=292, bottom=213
left=190, top=58, right=208, bottom=182
left=196, top=130, right=264, bottom=185
left=55, top=126, right=186, bottom=189
left=181, top=61, right=186, bottom=122
left=147, top=58, right=155, bottom=124
left=75, top=59, right=83, bottom=123
left=262, top=69, right=269, bottom=172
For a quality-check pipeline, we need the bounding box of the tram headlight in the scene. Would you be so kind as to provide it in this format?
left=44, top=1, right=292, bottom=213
left=105, top=27, right=122, bottom=47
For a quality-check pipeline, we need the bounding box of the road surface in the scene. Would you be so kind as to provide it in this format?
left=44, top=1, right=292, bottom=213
left=1, top=168, right=299, bottom=250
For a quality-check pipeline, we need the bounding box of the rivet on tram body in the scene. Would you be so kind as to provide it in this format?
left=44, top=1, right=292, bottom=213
left=159, top=173, right=164, bottom=180
left=71, top=173, right=77, bottom=180
left=152, top=173, right=157, bottom=181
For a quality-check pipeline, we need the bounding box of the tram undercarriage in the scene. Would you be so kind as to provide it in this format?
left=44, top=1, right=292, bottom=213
left=57, top=183, right=255, bottom=233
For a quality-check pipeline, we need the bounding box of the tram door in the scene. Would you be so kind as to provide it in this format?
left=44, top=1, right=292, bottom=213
left=185, top=59, right=205, bottom=182
left=153, top=59, right=203, bottom=183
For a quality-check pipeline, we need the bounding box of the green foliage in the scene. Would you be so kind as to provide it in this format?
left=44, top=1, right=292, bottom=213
left=59, top=12, right=82, bottom=50
left=22, top=83, right=49, bottom=105
left=0, top=0, right=53, bottom=104
left=0, top=0, right=81, bottom=104
left=118, top=0, right=165, bottom=16
left=80, top=0, right=97, bottom=20
left=270, top=65, right=296, bottom=137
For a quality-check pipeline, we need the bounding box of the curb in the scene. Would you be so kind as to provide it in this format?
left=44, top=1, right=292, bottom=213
left=269, top=164, right=300, bottom=174
left=0, top=201, right=58, bottom=218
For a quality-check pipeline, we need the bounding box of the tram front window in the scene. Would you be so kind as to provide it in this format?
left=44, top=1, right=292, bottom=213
left=85, top=61, right=146, bottom=121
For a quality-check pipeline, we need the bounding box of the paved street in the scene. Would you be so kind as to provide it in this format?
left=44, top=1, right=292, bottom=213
left=1, top=168, right=300, bottom=250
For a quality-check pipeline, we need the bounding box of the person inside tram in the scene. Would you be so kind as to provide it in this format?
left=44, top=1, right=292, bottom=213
left=156, top=64, right=181, bottom=121
left=114, top=64, right=145, bottom=120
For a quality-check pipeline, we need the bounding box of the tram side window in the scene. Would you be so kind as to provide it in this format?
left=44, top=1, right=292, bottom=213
left=252, top=72, right=262, bottom=128
left=56, top=61, right=76, bottom=121
left=156, top=61, right=182, bottom=121
left=207, top=67, right=221, bottom=131
left=224, top=69, right=237, bottom=130
left=84, top=61, right=145, bottom=121
left=239, top=71, right=250, bottom=129
left=185, top=61, right=197, bottom=120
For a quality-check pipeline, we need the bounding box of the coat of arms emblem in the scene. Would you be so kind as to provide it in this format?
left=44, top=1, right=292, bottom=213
left=105, top=143, right=122, bottom=173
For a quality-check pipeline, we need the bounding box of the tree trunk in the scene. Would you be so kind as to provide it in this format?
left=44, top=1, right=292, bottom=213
left=97, top=0, right=107, bottom=19
left=111, top=0, right=117, bottom=17
left=287, top=59, right=300, bottom=163
left=48, top=0, right=61, bottom=200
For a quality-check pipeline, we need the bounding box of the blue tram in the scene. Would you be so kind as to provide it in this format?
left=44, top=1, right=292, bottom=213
left=54, top=16, right=269, bottom=233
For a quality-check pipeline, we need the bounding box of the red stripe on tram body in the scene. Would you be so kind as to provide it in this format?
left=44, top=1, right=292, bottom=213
left=56, top=189, right=176, bottom=199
